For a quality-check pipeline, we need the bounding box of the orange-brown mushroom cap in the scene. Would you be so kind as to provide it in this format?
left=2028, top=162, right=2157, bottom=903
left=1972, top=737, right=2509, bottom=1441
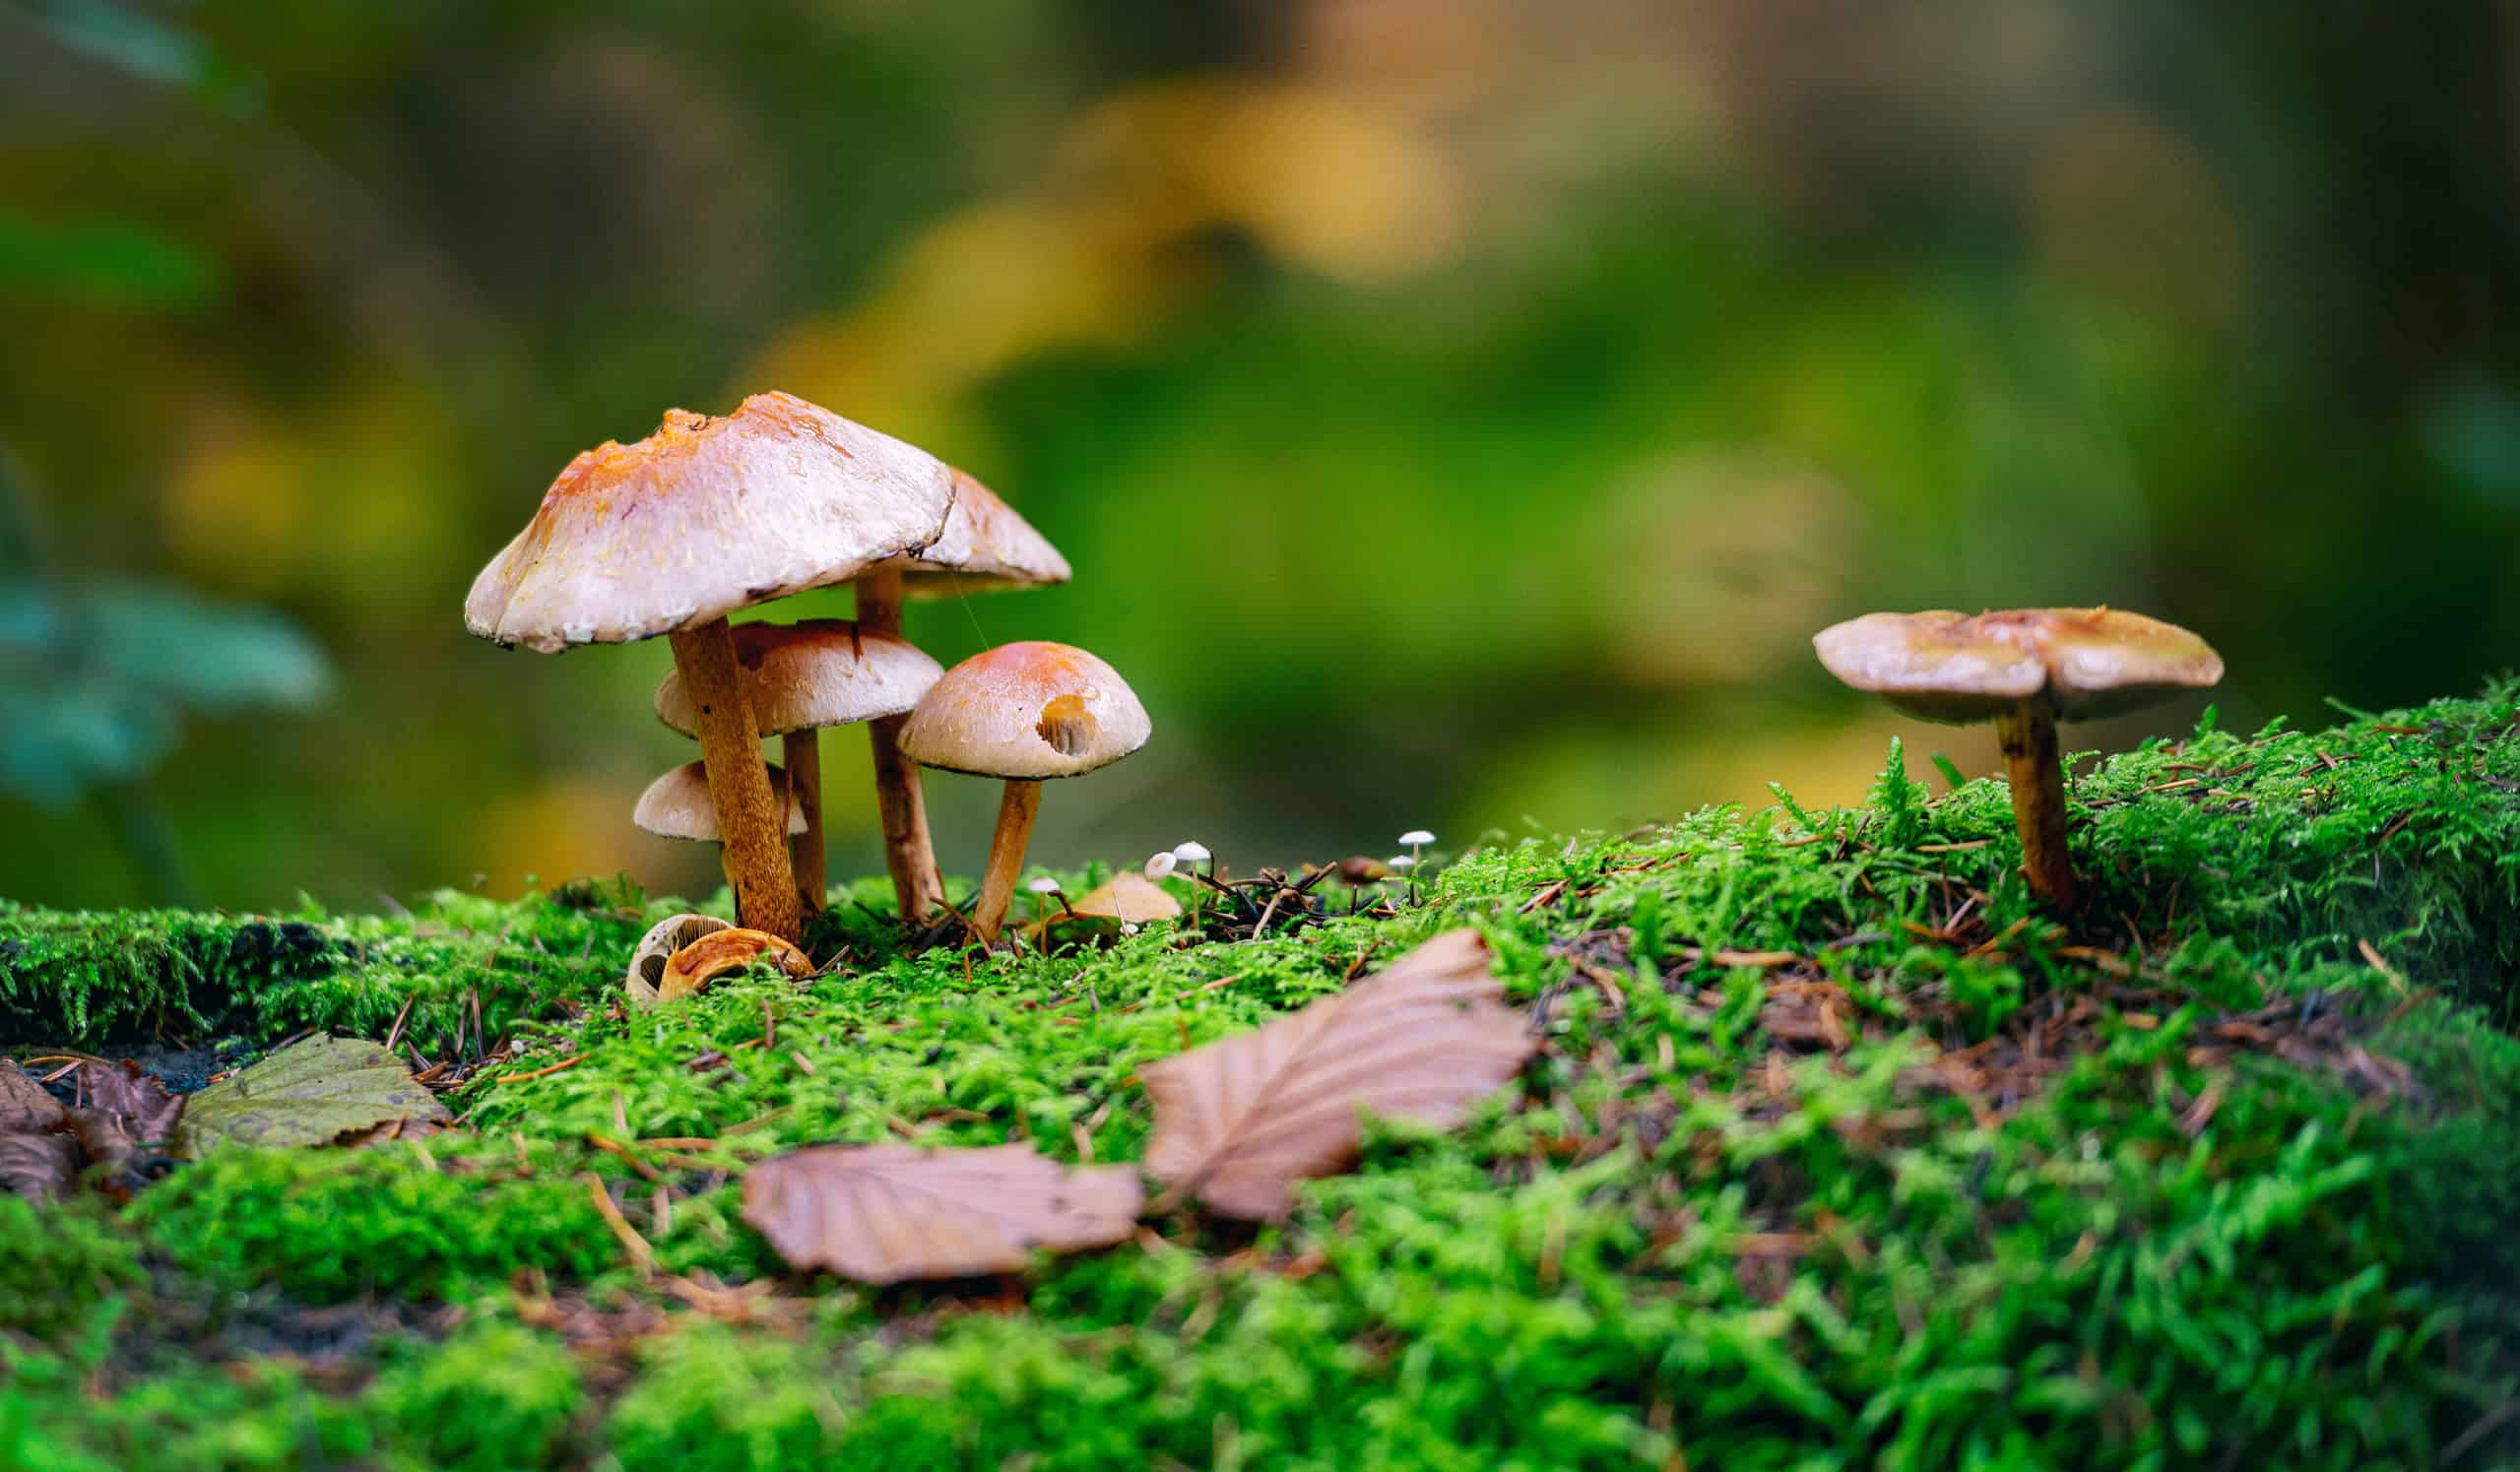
left=897, top=641, right=1150, bottom=780
left=464, top=393, right=957, bottom=652
left=1814, top=608, right=2223, bottom=723
left=653, top=619, right=942, bottom=737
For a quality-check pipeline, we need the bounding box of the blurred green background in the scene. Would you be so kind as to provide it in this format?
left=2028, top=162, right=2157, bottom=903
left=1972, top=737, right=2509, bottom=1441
left=3, top=0, right=2515, bottom=911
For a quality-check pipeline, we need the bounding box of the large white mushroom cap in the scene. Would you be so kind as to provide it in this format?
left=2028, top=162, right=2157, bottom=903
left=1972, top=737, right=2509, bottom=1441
left=464, top=392, right=957, bottom=652
left=863, top=468, right=1070, bottom=597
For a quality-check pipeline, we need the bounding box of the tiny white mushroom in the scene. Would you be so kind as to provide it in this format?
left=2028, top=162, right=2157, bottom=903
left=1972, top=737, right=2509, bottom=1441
left=1172, top=840, right=1210, bottom=866
left=1026, top=875, right=1063, bottom=895
left=1397, top=829, right=1436, bottom=847
left=1388, top=854, right=1418, bottom=870
left=1143, top=850, right=1179, bottom=881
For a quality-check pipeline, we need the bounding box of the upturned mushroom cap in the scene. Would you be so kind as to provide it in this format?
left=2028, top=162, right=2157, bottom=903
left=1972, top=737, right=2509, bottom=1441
left=653, top=619, right=942, bottom=737
left=1814, top=608, right=2223, bottom=723
left=465, top=393, right=957, bottom=652
left=862, top=469, right=1070, bottom=596
left=634, top=760, right=808, bottom=840
left=896, top=641, right=1150, bottom=780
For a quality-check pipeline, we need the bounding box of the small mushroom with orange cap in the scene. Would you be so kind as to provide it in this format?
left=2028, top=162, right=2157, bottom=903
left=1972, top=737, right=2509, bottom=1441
left=656, top=618, right=941, bottom=914
left=633, top=760, right=808, bottom=908
left=464, top=392, right=958, bottom=942
left=896, top=641, right=1150, bottom=942
left=1812, top=607, right=2223, bottom=908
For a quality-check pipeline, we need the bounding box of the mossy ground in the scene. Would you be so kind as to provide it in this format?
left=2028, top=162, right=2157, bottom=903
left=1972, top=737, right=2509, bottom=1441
left=5, top=688, right=2520, bottom=1469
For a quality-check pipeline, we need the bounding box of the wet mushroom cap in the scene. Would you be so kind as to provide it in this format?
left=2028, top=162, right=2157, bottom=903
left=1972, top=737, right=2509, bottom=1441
left=653, top=619, right=942, bottom=737
left=896, top=641, right=1150, bottom=780
left=1813, top=608, right=2223, bottom=724
left=634, top=760, right=808, bottom=840
left=862, top=468, right=1071, bottom=596
left=464, top=392, right=956, bottom=652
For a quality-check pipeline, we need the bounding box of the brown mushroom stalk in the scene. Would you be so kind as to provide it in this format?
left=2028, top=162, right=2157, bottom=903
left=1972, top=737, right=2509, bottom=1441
left=667, top=620, right=802, bottom=942
left=782, top=729, right=824, bottom=913
left=972, top=779, right=1045, bottom=940
left=1993, top=696, right=2077, bottom=910
left=856, top=572, right=944, bottom=921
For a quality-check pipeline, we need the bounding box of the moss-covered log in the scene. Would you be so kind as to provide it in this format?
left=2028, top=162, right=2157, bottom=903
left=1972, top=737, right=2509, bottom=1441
left=5, top=687, right=2519, bottom=1469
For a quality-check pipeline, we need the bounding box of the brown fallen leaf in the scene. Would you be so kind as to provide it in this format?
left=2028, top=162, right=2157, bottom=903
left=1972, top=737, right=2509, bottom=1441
left=1139, top=928, right=1537, bottom=1220
left=0, top=1129, right=79, bottom=1201
left=659, top=928, right=815, bottom=1002
left=0, top=1063, right=74, bottom=1199
left=742, top=1142, right=1143, bottom=1284
left=76, top=1060, right=183, bottom=1144
left=627, top=913, right=735, bottom=1009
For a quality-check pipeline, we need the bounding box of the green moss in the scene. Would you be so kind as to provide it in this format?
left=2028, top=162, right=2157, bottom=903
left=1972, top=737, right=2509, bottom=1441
left=364, top=1318, right=583, bottom=1470
left=0, top=1348, right=373, bottom=1471
left=0, top=878, right=676, bottom=1049
left=0, top=1196, right=142, bottom=1339
left=7, top=687, right=2520, bottom=1466
left=130, top=1136, right=618, bottom=1304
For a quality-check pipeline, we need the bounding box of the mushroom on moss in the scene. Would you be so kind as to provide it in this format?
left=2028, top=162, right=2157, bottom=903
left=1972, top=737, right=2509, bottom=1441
left=850, top=469, right=1070, bottom=922
left=896, top=641, right=1149, bottom=942
left=655, top=619, right=941, bottom=914
left=633, top=760, right=808, bottom=909
left=465, top=393, right=958, bottom=942
left=1813, top=607, right=2223, bottom=908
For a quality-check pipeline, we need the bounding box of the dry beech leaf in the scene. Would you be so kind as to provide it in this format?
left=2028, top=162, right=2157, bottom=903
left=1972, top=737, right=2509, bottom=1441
left=743, top=1142, right=1143, bottom=1284
left=171, top=1035, right=452, bottom=1159
left=659, top=928, right=815, bottom=1001
left=1140, top=928, right=1536, bottom=1220
left=76, top=1060, right=183, bottom=1143
left=626, top=913, right=734, bottom=1009
left=0, top=1064, right=74, bottom=1199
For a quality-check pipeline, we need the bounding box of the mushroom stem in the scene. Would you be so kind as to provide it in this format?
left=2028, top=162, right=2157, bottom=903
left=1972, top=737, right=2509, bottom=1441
left=783, top=730, right=824, bottom=913
left=970, top=779, right=1043, bottom=942
left=667, top=619, right=802, bottom=942
left=858, top=573, right=944, bottom=919
left=1994, top=698, right=2080, bottom=909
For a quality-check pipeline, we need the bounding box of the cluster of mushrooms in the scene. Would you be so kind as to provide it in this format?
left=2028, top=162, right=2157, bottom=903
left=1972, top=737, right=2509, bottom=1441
left=465, top=392, right=1147, bottom=946
left=464, top=393, right=2228, bottom=962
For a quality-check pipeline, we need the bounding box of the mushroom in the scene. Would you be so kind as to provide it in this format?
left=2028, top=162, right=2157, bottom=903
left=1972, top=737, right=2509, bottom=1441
left=625, top=913, right=734, bottom=1010
left=655, top=618, right=942, bottom=914
left=1812, top=607, right=2223, bottom=908
left=632, top=760, right=808, bottom=908
left=851, top=469, right=1071, bottom=922
left=464, top=392, right=959, bottom=942
left=896, top=641, right=1149, bottom=942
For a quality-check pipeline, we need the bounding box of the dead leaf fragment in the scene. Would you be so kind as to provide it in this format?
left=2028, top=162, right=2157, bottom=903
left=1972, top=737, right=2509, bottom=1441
left=171, top=1035, right=452, bottom=1159
left=1139, top=928, right=1536, bottom=1220
left=659, top=928, right=815, bottom=1002
left=77, top=1060, right=183, bottom=1144
left=627, top=913, right=734, bottom=1008
left=742, top=1142, right=1143, bottom=1284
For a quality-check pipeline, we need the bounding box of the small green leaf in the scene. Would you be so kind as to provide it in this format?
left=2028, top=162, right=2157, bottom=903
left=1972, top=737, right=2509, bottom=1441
left=171, top=1035, right=449, bottom=1159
